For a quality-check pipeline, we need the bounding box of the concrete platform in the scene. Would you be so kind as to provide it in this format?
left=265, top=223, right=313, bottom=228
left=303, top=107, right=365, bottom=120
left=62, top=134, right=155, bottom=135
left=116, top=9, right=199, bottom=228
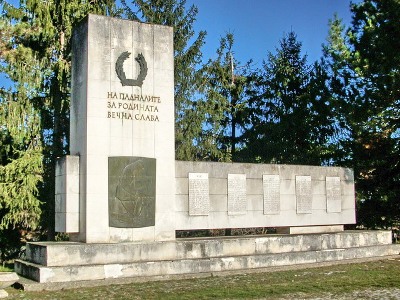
left=15, top=254, right=400, bottom=292
left=15, top=231, right=400, bottom=285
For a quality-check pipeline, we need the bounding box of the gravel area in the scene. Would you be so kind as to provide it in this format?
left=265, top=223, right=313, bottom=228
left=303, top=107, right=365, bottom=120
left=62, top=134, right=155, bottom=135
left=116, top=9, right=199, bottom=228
left=280, top=288, right=400, bottom=299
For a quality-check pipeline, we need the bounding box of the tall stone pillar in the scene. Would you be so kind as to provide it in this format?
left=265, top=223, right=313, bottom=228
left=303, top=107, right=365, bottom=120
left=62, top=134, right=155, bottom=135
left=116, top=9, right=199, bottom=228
left=68, top=14, right=175, bottom=243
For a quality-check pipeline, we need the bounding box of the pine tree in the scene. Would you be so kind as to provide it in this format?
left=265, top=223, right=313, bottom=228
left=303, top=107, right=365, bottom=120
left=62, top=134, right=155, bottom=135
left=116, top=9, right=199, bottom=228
left=323, top=1, right=400, bottom=228
left=245, top=31, right=335, bottom=165
left=0, top=89, right=43, bottom=261
left=121, top=0, right=206, bottom=161
left=350, top=0, right=400, bottom=228
left=198, top=33, right=253, bottom=162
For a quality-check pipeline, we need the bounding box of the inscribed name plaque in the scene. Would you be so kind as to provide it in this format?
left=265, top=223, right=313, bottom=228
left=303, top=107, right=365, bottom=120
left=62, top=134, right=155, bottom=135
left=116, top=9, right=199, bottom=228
left=296, top=176, right=312, bottom=214
left=189, top=173, right=210, bottom=216
left=263, top=174, right=280, bottom=214
left=326, top=176, right=342, bottom=213
left=108, top=157, right=156, bottom=228
left=228, top=174, right=247, bottom=215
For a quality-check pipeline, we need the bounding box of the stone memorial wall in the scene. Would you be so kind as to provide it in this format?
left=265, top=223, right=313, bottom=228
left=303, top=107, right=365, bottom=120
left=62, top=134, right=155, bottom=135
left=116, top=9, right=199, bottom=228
left=55, top=14, right=356, bottom=244
left=15, top=14, right=387, bottom=287
left=175, top=161, right=355, bottom=231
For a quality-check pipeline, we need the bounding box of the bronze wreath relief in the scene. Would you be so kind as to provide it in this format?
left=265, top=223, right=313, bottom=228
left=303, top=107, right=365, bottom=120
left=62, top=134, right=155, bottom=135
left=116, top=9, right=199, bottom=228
left=115, top=51, right=148, bottom=87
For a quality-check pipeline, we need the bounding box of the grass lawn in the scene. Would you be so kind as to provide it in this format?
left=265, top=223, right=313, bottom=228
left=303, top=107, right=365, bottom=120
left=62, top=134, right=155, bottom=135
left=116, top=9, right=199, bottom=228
left=0, top=266, right=13, bottom=272
left=5, top=258, right=400, bottom=299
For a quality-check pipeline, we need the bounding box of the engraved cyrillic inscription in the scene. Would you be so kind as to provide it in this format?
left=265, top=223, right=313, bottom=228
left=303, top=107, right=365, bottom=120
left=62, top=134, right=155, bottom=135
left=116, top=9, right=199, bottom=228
left=106, top=92, right=161, bottom=122
left=296, top=176, right=312, bottom=214
left=228, top=174, right=247, bottom=215
left=263, top=174, right=280, bottom=214
left=189, top=173, right=210, bottom=216
left=108, top=157, right=156, bottom=228
left=326, top=176, right=341, bottom=213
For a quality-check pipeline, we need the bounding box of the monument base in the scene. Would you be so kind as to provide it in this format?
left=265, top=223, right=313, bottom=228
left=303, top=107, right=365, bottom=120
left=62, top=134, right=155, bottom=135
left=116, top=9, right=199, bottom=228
left=15, top=230, right=399, bottom=286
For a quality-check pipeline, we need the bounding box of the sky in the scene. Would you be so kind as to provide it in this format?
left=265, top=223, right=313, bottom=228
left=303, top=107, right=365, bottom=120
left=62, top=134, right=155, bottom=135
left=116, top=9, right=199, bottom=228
left=0, top=1, right=358, bottom=88
left=186, top=0, right=358, bottom=67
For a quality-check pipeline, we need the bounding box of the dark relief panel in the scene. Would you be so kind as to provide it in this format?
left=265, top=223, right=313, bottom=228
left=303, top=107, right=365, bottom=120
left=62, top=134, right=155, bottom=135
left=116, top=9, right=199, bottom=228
left=109, top=157, right=156, bottom=228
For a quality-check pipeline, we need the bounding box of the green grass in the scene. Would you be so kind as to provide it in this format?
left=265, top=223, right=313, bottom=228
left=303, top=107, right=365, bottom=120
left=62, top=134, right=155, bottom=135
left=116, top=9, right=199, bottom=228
left=0, top=265, right=13, bottom=272
left=5, top=258, right=400, bottom=299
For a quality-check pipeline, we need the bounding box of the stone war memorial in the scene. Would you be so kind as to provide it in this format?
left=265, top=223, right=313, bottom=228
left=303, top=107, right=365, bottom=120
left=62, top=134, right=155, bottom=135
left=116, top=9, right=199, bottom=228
left=15, top=15, right=399, bottom=285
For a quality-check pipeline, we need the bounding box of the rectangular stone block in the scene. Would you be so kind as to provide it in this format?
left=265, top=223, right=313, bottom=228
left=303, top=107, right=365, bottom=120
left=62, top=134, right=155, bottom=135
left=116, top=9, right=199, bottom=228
left=326, top=176, right=342, bottom=213
left=68, top=15, right=175, bottom=242
left=209, top=178, right=228, bottom=194
left=276, top=225, right=344, bottom=234
left=55, top=156, right=79, bottom=233
left=175, top=162, right=356, bottom=230
left=263, top=174, right=280, bottom=215
left=246, top=178, right=263, bottom=195
left=296, top=175, right=312, bottom=214
left=210, top=195, right=228, bottom=212
left=227, top=174, right=247, bottom=215
left=188, top=173, right=210, bottom=216
left=16, top=231, right=397, bottom=283
left=247, top=195, right=263, bottom=211
left=280, top=179, right=295, bottom=195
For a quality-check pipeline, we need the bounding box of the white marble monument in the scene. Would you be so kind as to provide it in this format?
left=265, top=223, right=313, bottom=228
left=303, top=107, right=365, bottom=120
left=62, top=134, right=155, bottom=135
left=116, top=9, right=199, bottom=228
left=15, top=14, right=400, bottom=286
left=56, top=14, right=175, bottom=243
left=54, top=14, right=357, bottom=243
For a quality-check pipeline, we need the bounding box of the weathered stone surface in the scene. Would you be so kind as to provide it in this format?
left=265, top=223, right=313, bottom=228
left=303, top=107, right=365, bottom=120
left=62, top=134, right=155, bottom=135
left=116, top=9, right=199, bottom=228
left=276, top=225, right=344, bottom=235
left=56, top=14, right=357, bottom=243
left=23, top=231, right=392, bottom=267
left=67, top=15, right=175, bottom=243
left=55, top=156, right=80, bottom=233
left=263, top=174, right=280, bottom=215
left=0, top=272, right=19, bottom=298
left=175, top=161, right=356, bottom=230
left=108, top=157, right=156, bottom=228
left=227, top=174, right=247, bottom=215
left=296, top=176, right=312, bottom=214
left=0, top=272, right=19, bottom=289
left=326, top=176, right=342, bottom=213
left=14, top=231, right=399, bottom=283
left=188, top=173, right=210, bottom=216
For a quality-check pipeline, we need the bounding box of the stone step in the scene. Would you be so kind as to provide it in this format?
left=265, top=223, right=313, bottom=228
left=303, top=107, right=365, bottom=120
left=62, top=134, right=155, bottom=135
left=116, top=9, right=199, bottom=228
left=25, top=230, right=392, bottom=267
left=15, top=244, right=400, bottom=283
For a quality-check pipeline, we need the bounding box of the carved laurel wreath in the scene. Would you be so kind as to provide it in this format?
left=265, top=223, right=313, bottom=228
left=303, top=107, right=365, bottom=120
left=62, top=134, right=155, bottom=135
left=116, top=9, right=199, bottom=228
left=115, top=51, right=148, bottom=87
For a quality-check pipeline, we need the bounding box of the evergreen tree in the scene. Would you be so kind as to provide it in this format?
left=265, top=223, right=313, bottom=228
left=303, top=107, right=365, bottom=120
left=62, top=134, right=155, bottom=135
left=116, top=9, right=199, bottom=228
left=0, top=88, right=43, bottom=262
left=245, top=31, right=335, bottom=165
left=350, top=0, right=400, bottom=228
left=0, top=0, right=118, bottom=248
left=199, top=33, right=252, bottom=162
left=323, top=1, right=400, bottom=228
left=121, top=0, right=206, bottom=161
